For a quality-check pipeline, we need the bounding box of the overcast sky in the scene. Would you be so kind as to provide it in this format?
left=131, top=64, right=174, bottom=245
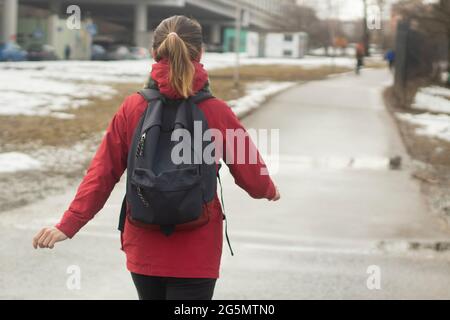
left=296, top=0, right=397, bottom=21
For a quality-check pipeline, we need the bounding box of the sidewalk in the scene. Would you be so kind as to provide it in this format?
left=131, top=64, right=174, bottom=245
left=217, top=68, right=450, bottom=299
left=1, top=69, right=449, bottom=299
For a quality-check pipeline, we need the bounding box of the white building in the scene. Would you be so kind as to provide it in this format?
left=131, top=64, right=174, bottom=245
left=264, top=32, right=308, bottom=58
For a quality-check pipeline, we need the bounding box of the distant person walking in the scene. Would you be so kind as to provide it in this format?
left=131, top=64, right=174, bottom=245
left=32, top=16, right=280, bottom=300
left=355, top=42, right=365, bottom=75
left=64, top=44, right=71, bottom=60
left=384, top=49, right=395, bottom=71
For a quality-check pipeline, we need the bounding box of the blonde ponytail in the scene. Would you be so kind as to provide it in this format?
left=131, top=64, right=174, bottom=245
left=157, top=33, right=195, bottom=98
left=152, top=16, right=203, bottom=98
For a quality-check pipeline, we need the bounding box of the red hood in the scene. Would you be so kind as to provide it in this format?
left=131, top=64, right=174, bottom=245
left=150, top=59, right=209, bottom=99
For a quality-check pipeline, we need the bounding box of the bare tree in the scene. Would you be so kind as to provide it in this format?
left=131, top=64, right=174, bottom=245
left=362, top=0, right=371, bottom=56
left=395, top=0, right=449, bottom=36
left=392, top=0, right=449, bottom=106
left=286, top=4, right=330, bottom=49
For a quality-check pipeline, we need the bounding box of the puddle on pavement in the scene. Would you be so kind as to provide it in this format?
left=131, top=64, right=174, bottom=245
left=265, top=155, right=403, bottom=171
left=377, top=240, right=450, bottom=253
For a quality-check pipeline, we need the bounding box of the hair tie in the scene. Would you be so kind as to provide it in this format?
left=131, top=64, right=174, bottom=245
left=167, top=32, right=178, bottom=37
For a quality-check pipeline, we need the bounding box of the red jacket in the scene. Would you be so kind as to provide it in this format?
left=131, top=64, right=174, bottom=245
left=56, top=59, right=276, bottom=279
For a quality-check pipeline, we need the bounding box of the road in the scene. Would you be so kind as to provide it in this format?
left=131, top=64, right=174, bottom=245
left=1, top=69, right=450, bottom=299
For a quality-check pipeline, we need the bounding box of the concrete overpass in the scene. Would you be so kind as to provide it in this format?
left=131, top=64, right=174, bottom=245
left=1, top=0, right=296, bottom=48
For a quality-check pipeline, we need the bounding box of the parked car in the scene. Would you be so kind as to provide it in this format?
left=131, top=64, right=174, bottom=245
left=27, top=44, right=58, bottom=61
left=105, top=45, right=131, bottom=60
left=129, top=47, right=151, bottom=60
left=91, top=44, right=107, bottom=60
left=0, top=42, right=28, bottom=61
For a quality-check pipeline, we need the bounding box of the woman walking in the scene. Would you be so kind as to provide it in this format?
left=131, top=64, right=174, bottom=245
left=32, top=15, right=280, bottom=300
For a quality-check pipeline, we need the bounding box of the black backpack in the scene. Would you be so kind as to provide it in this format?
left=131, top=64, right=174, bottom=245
left=118, top=88, right=233, bottom=254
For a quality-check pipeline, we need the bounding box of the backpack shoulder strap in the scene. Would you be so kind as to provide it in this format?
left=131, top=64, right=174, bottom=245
left=190, top=90, right=214, bottom=105
left=138, top=88, right=162, bottom=102
left=118, top=195, right=127, bottom=232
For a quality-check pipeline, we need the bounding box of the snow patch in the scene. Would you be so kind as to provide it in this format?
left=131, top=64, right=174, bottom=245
left=228, top=81, right=296, bottom=118
left=412, top=86, right=450, bottom=114
left=421, top=86, right=450, bottom=98
left=28, top=134, right=102, bottom=173
left=397, top=112, right=450, bottom=142
left=0, top=152, right=41, bottom=173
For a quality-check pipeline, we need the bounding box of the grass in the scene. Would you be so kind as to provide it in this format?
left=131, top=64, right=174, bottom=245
left=0, top=64, right=351, bottom=149
left=209, top=64, right=351, bottom=82
left=209, top=65, right=351, bottom=101
left=0, top=83, right=138, bottom=149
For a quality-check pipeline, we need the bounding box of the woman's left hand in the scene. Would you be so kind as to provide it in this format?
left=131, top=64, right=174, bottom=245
left=270, top=186, right=281, bottom=202
left=33, top=227, right=68, bottom=249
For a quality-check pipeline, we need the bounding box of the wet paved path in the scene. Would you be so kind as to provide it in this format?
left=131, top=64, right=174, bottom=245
left=1, top=69, right=449, bottom=299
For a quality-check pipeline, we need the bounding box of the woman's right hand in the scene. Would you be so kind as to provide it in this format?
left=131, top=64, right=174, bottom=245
left=33, top=227, right=68, bottom=249
left=270, top=186, right=281, bottom=202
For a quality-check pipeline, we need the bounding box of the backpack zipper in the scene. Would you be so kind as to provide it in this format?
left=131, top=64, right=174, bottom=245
left=136, top=132, right=146, bottom=157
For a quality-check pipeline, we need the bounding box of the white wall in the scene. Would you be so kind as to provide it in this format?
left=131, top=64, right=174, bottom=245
left=246, top=31, right=259, bottom=57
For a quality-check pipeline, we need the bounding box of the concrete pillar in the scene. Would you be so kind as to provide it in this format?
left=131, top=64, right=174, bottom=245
left=2, top=0, right=18, bottom=43
left=48, top=0, right=60, bottom=49
left=134, top=2, right=150, bottom=48
left=210, top=24, right=221, bottom=45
